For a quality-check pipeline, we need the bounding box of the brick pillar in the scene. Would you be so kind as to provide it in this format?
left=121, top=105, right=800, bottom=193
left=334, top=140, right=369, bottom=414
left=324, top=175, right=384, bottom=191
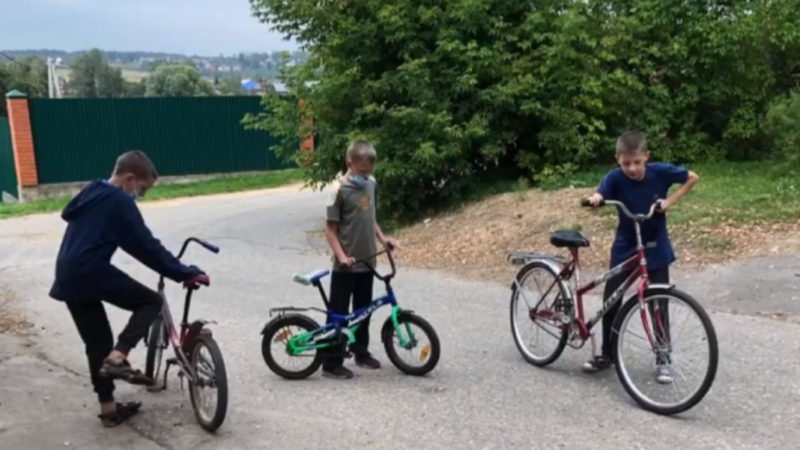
left=298, top=99, right=314, bottom=152
left=6, top=90, right=39, bottom=193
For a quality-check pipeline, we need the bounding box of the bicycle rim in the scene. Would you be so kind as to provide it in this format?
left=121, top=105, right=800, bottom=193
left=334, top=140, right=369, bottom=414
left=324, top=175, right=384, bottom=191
left=615, top=290, right=718, bottom=414
left=191, top=341, right=220, bottom=425
left=510, top=262, right=569, bottom=365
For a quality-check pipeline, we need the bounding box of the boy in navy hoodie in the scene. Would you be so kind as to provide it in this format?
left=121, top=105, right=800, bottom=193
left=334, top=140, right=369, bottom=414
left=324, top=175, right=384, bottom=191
left=49, top=150, right=209, bottom=427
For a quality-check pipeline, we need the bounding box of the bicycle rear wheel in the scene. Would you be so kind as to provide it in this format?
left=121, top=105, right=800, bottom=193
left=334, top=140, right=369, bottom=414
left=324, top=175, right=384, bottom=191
left=613, top=288, right=718, bottom=415
left=261, top=314, right=323, bottom=379
left=189, top=334, right=228, bottom=432
left=145, top=315, right=166, bottom=386
left=510, top=261, right=570, bottom=366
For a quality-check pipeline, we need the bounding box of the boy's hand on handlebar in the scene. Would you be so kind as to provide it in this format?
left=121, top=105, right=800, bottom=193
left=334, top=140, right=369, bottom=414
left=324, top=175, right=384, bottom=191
left=385, top=237, right=400, bottom=251
left=585, top=193, right=604, bottom=208
left=338, top=254, right=356, bottom=267
left=184, top=273, right=210, bottom=289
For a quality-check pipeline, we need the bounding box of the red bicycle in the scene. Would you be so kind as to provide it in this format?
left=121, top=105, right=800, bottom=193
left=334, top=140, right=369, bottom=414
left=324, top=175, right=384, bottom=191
left=508, top=199, right=718, bottom=415
left=144, top=237, right=227, bottom=432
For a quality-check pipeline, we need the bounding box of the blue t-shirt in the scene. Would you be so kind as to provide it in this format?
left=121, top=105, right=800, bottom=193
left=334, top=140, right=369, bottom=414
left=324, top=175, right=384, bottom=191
left=597, top=162, right=689, bottom=270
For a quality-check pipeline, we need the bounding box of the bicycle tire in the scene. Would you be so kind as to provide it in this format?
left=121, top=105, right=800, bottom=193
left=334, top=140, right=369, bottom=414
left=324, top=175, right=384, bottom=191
left=382, top=313, right=440, bottom=376
left=145, top=315, right=165, bottom=383
left=189, top=334, right=228, bottom=432
left=261, top=314, right=323, bottom=380
left=510, top=260, right=570, bottom=367
left=613, top=288, right=718, bottom=415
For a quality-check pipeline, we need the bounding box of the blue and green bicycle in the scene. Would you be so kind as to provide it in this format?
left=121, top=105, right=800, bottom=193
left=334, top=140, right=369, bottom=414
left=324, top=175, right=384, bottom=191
left=260, top=247, right=440, bottom=378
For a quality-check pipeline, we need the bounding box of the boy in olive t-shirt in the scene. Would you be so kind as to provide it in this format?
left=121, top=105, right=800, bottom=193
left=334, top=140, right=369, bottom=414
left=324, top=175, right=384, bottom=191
left=323, top=140, right=399, bottom=380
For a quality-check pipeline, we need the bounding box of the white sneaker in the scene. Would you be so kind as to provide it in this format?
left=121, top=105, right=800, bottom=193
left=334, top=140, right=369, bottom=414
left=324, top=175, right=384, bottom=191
left=656, top=364, right=674, bottom=384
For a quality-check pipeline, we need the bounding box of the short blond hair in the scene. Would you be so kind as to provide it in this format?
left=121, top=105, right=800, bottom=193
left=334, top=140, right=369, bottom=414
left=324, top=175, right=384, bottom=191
left=346, top=140, right=377, bottom=163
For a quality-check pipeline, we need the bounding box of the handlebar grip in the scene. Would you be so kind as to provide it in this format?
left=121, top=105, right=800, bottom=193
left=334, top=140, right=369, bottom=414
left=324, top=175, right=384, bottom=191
left=581, top=198, right=604, bottom=207
left=199, top=240, right=220, bottom=254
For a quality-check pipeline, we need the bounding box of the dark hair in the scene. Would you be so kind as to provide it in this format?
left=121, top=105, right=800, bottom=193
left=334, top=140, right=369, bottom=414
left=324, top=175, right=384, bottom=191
left=616, top=130, right=648, bottom=156
left=113, top=150, right=158, bottom=180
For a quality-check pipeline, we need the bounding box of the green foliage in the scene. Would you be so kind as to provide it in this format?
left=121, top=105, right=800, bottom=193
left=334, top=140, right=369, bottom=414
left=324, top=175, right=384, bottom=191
left=70, top=49, right=126, bottom=98
left=249, top=0, right=800, bottom=219
left=764, top=91, right=800, bottom=165
left=145, top=65, right=215, bottom=97
left=123, top=79, right=147, bottom=97
left=0, top=56, right=47, bottom=114
left=217, top=77, right=244, bottom=96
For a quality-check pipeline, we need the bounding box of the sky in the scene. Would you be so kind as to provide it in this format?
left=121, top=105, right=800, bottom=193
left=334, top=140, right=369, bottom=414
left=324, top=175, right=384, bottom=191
left=0, top=0, right=298, bottom=56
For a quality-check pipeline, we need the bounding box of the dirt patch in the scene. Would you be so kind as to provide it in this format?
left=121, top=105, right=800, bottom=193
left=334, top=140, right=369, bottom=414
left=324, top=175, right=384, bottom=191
left=0, top=290, right=34, bottom=335
left=398, top=187, right=800, bottom=282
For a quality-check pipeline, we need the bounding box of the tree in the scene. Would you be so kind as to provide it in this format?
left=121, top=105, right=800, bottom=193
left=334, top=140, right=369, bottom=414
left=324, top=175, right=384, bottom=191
left=0, top=56, right=48, bottom=114
left=70, top=49, right=125, bottom=98
left=145, top=64, right=215, bottom=97
left=123, top=79, right=147, bottom=97
left=218, top=77, right=244, bottom=95
left=248, top=0, right=800, bottom=219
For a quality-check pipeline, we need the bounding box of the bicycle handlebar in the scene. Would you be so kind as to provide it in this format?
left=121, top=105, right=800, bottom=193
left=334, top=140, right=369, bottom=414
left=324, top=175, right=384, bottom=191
left=159, top=237, right=219, bottom=290
left=177, top=237, right=220, bottom=260
left=581, top=198, right=663, bottom=221
left=352, top=244, right=397, bottom=282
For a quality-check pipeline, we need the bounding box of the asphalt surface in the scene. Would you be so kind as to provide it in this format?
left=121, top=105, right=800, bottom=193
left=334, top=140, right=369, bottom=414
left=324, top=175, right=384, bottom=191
left=0, top=186, right=798, bottom=449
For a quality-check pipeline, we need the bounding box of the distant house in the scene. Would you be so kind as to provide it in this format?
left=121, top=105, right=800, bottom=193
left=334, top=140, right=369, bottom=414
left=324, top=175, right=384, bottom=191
left=218, top=65, right=231, bottom=72
left=241, top=78, right=259, bottom=92
left=273, top=82, right=288, bottom=93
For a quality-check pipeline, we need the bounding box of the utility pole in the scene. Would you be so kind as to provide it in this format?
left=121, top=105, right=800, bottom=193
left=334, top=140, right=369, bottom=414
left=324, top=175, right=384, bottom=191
left=47, top=57, right=54, bottom=98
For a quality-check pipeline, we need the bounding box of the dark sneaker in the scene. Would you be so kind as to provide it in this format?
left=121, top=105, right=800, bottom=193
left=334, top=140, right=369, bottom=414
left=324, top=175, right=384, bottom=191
left=581, top=355, right=612, bottom=373
left=322, top=366, right=354, bottom=380
left=354, top=353, right=381, bottom=370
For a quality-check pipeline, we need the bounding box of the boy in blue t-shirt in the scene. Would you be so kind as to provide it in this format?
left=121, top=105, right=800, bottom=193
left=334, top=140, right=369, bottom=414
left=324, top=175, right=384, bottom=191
left=585, top=130, right=699, bottom=383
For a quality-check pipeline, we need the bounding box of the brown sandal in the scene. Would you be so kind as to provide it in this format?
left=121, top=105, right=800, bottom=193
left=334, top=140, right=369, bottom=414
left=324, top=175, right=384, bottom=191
left=99, top=358, right=154, bottom=385
left=98, top=401, right=142, bottom=428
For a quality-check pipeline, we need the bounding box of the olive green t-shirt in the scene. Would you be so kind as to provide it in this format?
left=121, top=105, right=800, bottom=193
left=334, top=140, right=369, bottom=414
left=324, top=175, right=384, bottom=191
left=326, top=176, right=377, bottom=272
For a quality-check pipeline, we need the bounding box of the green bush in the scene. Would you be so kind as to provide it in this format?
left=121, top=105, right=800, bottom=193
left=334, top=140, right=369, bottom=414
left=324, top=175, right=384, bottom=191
left=248, top=0, right=800, bottom=219
left=764, top=91, right=800, bottom=165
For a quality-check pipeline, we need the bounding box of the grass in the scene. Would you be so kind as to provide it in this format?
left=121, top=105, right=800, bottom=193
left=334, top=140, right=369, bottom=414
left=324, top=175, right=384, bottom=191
left=538, top=161, right=800, bottom=227
left=0, top=169, right=304, bottom=220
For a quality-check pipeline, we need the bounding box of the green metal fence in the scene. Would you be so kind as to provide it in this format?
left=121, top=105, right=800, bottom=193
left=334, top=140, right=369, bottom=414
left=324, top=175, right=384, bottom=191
left=0, top=116, right=18, bottom=199
left=28, top=96, right=292, bottom=184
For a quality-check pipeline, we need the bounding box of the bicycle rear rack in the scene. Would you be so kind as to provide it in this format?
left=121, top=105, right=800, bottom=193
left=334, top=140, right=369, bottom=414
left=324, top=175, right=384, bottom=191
left=268, top=306, right=328, bottom=317
left=507, top=251, right=569, bottom=266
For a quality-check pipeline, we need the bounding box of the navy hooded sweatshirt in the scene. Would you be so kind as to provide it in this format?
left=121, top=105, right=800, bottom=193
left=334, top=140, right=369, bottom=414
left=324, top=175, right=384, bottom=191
left=49, top=180, right=199, bottom=302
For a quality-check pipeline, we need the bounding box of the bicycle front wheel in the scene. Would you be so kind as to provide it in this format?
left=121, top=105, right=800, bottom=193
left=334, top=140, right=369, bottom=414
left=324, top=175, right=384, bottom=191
left=613, top=288, right=718, bottom=415
left=510, top=261, right=570, bottom=367
left=382, top=313, right=440, bottom=376
left=189, top=334, right=228, bottom=432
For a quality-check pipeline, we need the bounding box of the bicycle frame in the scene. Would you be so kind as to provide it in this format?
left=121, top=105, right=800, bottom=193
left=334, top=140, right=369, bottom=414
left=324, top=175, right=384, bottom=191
left=517, top=200, right=669, bottom=349
left=269, top=247, right=416, bottom=354
left=154, top=237, right=219, bottom=386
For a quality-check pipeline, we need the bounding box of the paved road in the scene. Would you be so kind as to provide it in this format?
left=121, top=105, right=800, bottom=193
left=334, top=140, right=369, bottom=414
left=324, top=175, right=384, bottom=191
left=0, top=186, right=798, bottom=449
